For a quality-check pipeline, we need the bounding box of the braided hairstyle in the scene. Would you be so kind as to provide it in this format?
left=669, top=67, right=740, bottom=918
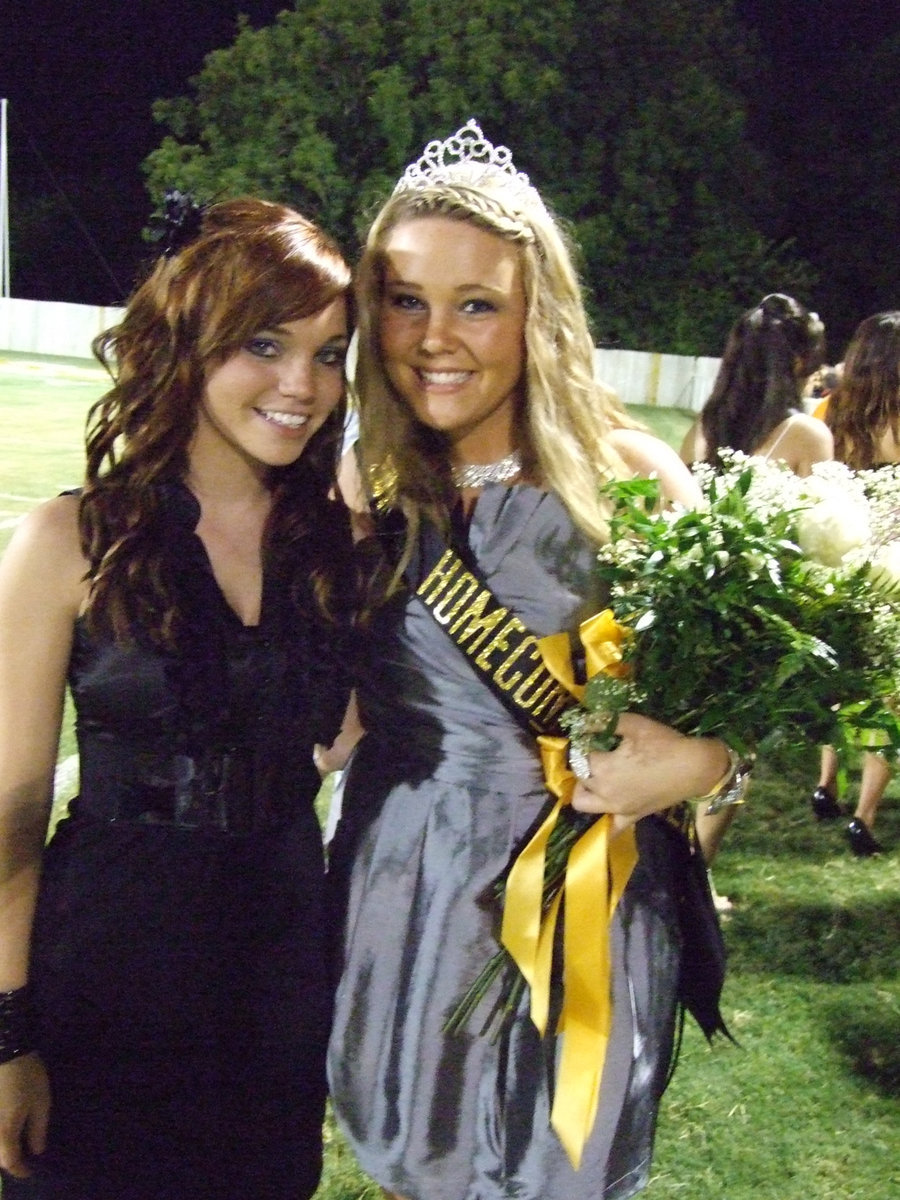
left=700, top=293, right=825, bottom=464
left=354, top=175, right=639, bottom=577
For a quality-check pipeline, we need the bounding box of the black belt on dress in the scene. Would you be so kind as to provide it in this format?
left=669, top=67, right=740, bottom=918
left=74, top=736, right=293, bottom=833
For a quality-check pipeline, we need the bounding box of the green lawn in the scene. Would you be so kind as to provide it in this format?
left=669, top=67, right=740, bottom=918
left=0, top=352, right=95, bottom=548
left=2, top=356, right=898, bottom=1199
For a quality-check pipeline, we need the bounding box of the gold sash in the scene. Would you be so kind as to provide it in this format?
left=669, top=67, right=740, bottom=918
left=499, top=612, right=638, bottom=1168
left=415, top=541, right=573, bottom=734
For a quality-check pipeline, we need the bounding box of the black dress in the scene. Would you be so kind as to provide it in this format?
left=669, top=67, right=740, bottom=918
left=6, top=485, right=353, bottom=1200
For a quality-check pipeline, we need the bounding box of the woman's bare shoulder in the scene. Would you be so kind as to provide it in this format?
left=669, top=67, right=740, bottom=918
left=7, top=493, right=81, bottom=549
left=608, top=426, right=701, bottom=506
left=767, top=412, right=834, bottom=469
left=782, top=411, right=832, bottom=441
left=0, top=494, right=87, bottom=609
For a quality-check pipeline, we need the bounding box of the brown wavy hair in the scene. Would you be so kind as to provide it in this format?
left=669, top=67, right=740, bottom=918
left=826, top=312, right=900, bottom=469
left=82, top=196, right=353, bottom=644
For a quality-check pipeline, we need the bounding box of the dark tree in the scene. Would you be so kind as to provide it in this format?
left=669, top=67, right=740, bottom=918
left=145, top=0, right=814, bottom=354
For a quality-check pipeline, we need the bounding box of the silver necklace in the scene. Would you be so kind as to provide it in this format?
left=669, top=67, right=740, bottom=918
left=451, top=451, right=522, bottom=489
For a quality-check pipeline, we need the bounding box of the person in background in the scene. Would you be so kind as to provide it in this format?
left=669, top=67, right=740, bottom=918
left=680, top=292, right=831, bottom=477
left=326, top=120, right=739, bottom=1200
left=0, top=197, right=355, bottom=1199
left=810, top=311, right=900, bottom=854
left=807, top=362, right=843, bottom=419
left=680, top=293, right=832, bottom=873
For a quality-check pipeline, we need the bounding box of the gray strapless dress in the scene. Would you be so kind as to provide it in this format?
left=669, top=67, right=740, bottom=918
left=328, top=484, right=681, bottom=1200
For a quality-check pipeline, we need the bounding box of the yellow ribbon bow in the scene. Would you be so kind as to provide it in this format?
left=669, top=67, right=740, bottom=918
left=499, top=609, right=638, bottom=1169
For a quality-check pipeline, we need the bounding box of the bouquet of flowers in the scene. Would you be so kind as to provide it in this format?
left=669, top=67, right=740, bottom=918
left=446, top=453, right=900, bottom=1166
left=565, top=453, right=900, bottom=761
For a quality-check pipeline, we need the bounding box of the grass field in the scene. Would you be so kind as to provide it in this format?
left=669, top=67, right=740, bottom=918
left=0, top=353, right=95, bottom=545
left=1, top=354, right=898, bottom=1199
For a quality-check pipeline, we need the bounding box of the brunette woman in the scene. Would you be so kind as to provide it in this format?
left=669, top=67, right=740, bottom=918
left=812, top=311, right=900, bottom=853
left=680, top=292, right=831, bottom=476
left=0, top=197, right=355, bottom=1199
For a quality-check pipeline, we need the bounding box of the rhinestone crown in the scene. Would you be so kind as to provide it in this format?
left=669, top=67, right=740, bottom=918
left=394, top=119, right=542, bottom=210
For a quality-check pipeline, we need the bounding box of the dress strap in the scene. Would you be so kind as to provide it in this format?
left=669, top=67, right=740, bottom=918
left=761, top=413, right=799, bottom=461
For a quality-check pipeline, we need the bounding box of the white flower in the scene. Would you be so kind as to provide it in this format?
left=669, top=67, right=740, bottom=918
left=868, top=541, right=900, bottom=594
left=860, top=465, right=900, bottom=547
left=796, top=498, right=871, bottom=567
left=741, top=550, right=766, bottom=578
left=805, top=460, right=863, bottom=496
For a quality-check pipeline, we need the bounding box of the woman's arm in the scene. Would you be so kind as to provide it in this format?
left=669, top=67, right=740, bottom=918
left=314, top=691, right=365, bottom=776
left=609, top=427, right=702, bottom=507
left=316, top=449, right=373, bottom=774
left=0, top=496, right=84, bottom=1176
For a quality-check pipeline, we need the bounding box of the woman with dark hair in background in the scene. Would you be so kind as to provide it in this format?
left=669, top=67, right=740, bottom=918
left=811, top=311, right=900, bottom=854
left=680, top=293, right=832, bottom=871
left=680, top=292, right=831, bottom=476
left=0, top=197, right=355, bottom=1198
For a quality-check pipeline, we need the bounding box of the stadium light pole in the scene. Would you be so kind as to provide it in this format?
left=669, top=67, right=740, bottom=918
left=0, top=98, right=9, bottom=298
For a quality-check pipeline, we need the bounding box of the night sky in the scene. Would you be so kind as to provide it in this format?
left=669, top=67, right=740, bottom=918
left=2, top=1, right=898, bottom=341
left=2, top=0, right=287, bottom=300
left=3, top=2, right=287, bottom=176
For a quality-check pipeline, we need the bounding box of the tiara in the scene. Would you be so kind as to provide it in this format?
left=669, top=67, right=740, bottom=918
left=394, top=119, right=542, bottom=209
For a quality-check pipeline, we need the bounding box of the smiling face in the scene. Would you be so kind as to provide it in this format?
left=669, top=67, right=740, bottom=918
left=377, top=216, right=527, bottom=464
left=192, top=299, right=348, bottom=479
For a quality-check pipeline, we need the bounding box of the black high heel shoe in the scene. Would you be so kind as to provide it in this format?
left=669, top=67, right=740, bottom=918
left=846, top=818, right=883, bottom=856
left=811, top=786, right=841, bottom=820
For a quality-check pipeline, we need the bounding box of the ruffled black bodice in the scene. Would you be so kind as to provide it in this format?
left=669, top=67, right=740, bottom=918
left=68, top=482, right=354, bottom=833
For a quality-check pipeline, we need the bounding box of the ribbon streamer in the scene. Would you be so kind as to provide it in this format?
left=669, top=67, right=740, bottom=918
left=499, top=610, right=638, bottom=1169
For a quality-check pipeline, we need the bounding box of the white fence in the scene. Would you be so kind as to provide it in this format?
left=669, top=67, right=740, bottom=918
left=593, top=346, right=719, bottom=415
left=0, top=297, right=720, bottom=413
left=0, top=297, right=125, bottom=363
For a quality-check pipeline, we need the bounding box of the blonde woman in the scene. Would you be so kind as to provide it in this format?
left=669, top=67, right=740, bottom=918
left=327, top=122, right=738, bottom=1200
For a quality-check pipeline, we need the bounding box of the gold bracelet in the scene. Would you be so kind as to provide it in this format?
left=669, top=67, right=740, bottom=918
left=698, top=745, right=740, bottom=800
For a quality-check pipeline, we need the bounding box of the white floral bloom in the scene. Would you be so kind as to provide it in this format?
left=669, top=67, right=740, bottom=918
left=861, top=465, right=900, bottom=547
left=742, top=551, right=766, bottom=578
left=710, top=452, right=808, bottom=523
left=796, top=498, right=871, bottom=567
left=807, top=459, right=863, bottom=493
left=868, top=540, right=900, bottom=594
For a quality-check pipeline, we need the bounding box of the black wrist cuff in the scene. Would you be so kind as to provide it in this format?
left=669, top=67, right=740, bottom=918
left=0, top=987, right=35, bottom=1065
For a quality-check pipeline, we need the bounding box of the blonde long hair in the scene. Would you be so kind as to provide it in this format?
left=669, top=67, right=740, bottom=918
left=353, top=176, right=639, bottom=561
